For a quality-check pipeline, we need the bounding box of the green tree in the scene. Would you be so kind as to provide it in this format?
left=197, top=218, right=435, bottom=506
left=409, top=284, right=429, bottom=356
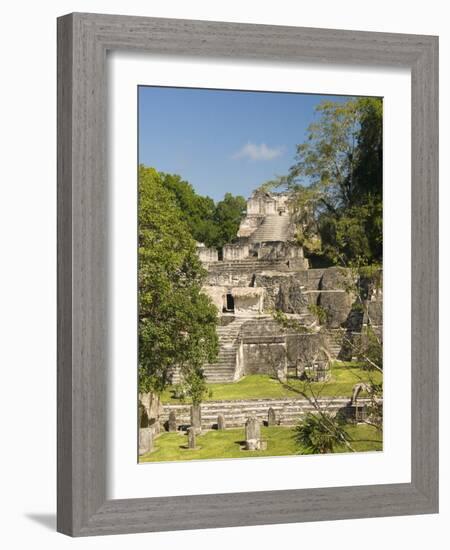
left=158, top=172, right=219, bottom=247
left=288, top=97, right=383, bottom=265
left=138, top=166, right=219, bottom=399
left=214, top=193, right=247, bottom=248
left=146, top=170, right=246, bottom=249
left=294, top=412, right=353, bottom=454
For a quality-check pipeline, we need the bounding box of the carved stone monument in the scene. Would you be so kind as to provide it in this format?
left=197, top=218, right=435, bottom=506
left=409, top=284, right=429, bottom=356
left=244, top=415, right=261, bottom=450
left=168, top=410, right=177, bottom=432
left=138, top=427, right=153, bottom=456
left=217, top=414, right=226, bottom=430
left=267, top=407, right=277, bottom=426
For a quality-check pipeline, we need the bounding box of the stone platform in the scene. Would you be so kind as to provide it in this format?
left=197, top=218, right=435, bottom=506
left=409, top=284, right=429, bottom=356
left=160, top=396, right=374, bottom=430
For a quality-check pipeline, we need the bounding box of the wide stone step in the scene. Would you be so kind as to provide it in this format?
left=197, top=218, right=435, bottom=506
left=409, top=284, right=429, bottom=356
left=203, top=366, right=235, bottom=370
left=248, top=216, right=291, bottom=243
left=208, top=261, right=289, bottom=270
left=160, top=396, right=368, bottom=428
left=162, top=397, right=353, bottom=410
left=203, top=367, right=236, bottom=373
left=203, top=369, right=236, bottom=374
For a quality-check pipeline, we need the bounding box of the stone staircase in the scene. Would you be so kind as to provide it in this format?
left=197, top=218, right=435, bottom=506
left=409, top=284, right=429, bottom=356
left=208, top=258, right=290, bottom=273
left=202, top=318, right=247, bottom=382
left=326, top=330, right=343, bottom=359
left=160, top=396, right=366, bottom=429
left=325, top=329, right=363, bottom=361
left=249, top=214, right=292, bottom=243
left=170, top=318, right=247, bottom=384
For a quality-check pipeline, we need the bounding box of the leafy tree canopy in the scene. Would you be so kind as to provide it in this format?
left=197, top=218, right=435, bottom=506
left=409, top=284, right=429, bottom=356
left=154, top=171, right=246, bottom=249
left=265, top=97, right=382, bottom=266
left=214, top=193, right=247, bottom=248
left=138, top=166, right=219, bottom=397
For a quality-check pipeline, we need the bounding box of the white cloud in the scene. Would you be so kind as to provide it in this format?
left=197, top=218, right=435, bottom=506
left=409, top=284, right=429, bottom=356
left=233, top=142, right=284, bottom=161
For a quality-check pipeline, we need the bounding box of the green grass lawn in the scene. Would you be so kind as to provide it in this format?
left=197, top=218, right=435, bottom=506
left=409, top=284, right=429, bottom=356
left=139, top=424, right=382, bottom=462
left=161, top=363, right=382, bottom=404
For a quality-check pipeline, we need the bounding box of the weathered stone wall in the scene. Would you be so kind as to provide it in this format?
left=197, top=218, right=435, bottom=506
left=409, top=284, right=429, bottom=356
left=238, top=318, right=325, bottom=375
left=205, top=267, right=254, bottom=287
left=159, top=396, right=376, bottom=429
left=139, top=392, right=163, bottom=435
left=203, top=266, right=379, bottom=328
left=318, top=290, right=355, bottom=328
left=242, top=342, right=287, bottom=377
left=223, top=243, right=249, bottom=261
left=232, top=287, right=264, bottom=316
left=197, top=245, right=218, bottom=263
left=198, top=249, right=382, bottom=381
left=276, top=280, right=315, bottom=314
left=201, top=285, right=226, bottom=311
left=364, top=285, right=383, bottom=327
left=255, top=241, right=304, bottom=261
left=319, top=266, right=354, bottom=290
left=237, top=215, right=263, bottom=238
left=285, top=332, right=326, bottom=368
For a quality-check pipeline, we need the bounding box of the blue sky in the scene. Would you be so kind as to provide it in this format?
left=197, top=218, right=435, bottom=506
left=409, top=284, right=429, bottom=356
left=138, top=87, right=351, bottom=202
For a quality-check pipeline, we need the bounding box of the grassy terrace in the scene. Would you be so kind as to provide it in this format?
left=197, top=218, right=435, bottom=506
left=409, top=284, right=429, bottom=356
left=161, top=362, right=382, bottom=404
left=140, top=424, right=382, bottom=462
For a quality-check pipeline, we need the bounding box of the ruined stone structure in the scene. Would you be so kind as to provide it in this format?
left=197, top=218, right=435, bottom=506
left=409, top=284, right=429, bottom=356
left=175, top=188, right=383, bottom=385
left=159, top=396, right=375, bottom=430
left=139, top=190, right=383, bottom=453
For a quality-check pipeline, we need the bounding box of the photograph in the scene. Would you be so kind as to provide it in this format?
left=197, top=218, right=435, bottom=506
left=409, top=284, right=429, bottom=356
left=137, top=86, right=383, bottom=462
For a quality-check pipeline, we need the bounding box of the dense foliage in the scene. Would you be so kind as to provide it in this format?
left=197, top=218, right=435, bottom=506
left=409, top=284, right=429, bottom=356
left=280, top=97, right=382, bottom=266
left=294, top=412, right=353, bottom=454
left=155, top=171, right=246, bottom=249
left=214, top=193, right=247, bottom=249
left=138, top=166, right=219, bottom=399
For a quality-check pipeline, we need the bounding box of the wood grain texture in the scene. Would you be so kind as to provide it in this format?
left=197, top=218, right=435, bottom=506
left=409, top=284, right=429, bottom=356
left=57, top=12, right=439, bottom=537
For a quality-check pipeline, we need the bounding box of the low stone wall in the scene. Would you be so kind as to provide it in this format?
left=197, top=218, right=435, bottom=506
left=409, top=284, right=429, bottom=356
left=239, top=318, right=326, bottom=372
left=197, top=245, right=218, bottom=263
left=223, top=243, right=249, bottom=261
left=242, top=341, right=287, bottom=377
left=159, top=396, right=375, bottom=429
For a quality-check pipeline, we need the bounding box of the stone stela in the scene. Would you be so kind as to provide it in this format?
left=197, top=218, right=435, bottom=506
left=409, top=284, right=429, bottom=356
left=217, top=414, right=226, bottom=430
left=168, top=410, right=177, bottom=432
left=267, top=407, right=277, bottom=426
left=244, top=415, right=262, bottom=450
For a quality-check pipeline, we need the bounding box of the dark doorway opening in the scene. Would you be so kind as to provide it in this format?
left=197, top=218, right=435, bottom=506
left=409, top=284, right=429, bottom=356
left=224, top=292, right=235, bottom=313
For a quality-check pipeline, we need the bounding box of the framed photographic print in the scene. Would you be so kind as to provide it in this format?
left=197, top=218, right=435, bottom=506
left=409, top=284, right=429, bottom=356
left=57, top=13, right=438, bottom=536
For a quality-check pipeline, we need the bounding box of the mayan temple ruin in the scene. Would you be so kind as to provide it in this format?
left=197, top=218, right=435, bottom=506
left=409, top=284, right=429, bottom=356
left=173, top=188, right=382, bottom=385
left=135, top=90, right=385, bottom=460
left=140, top=188, right=382, bottom=446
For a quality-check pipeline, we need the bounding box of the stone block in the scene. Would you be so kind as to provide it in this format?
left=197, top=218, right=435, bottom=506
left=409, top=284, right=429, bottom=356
left=217, top=414, right=226, bottom=430
left=168, top=410, right=177, bottom=432
left=320, top=267, right=354, bottom=291
left=267, top=407, right=277, bottom=426
left=245, top=416, right=261, bottom=450
left=139, top=427, right=153, bottom=456
left=319, top=290, right=354, bottom=328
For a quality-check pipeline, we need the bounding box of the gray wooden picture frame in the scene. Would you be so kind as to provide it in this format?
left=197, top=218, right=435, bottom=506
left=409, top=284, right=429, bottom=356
left=57, top=12, right=439, bottom=537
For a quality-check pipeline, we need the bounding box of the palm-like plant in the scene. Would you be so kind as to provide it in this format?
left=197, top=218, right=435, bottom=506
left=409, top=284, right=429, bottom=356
left=294, top=412, right=353, bottom=454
